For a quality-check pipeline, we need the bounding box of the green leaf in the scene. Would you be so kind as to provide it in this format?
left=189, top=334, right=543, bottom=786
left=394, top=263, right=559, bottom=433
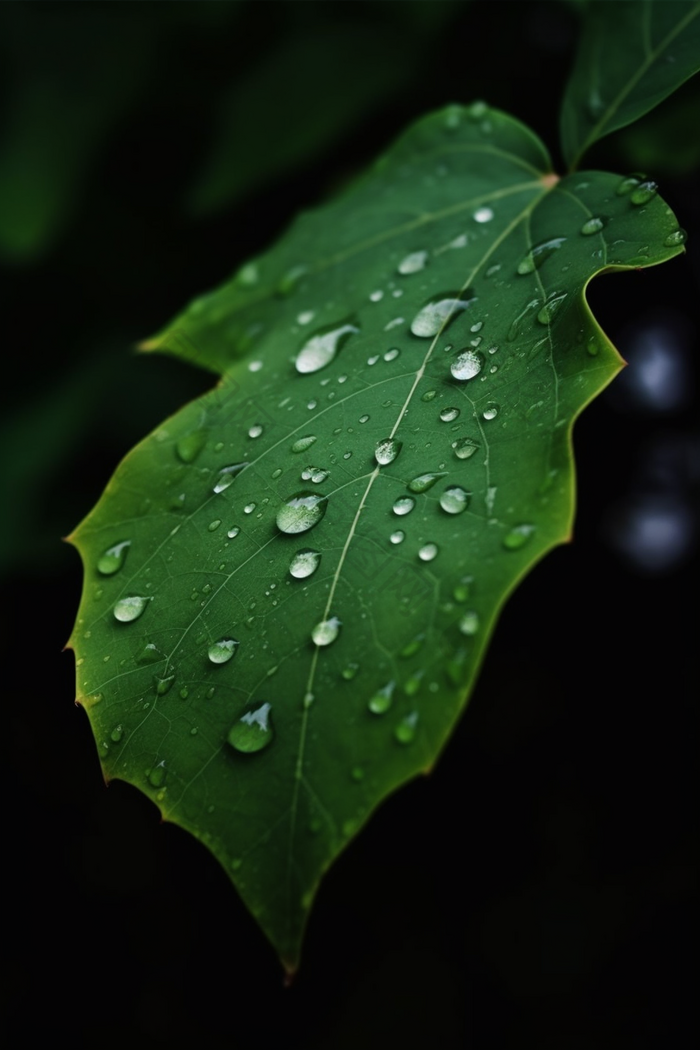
left=69, top=104, right=685, bottom=971
left=561, top=0, right=700, bottom=170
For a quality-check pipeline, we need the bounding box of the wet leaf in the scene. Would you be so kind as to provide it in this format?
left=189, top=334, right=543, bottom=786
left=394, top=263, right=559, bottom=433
left=69, top=103, right=685, bottom=971
left=561, top=0, right=700, bottom=169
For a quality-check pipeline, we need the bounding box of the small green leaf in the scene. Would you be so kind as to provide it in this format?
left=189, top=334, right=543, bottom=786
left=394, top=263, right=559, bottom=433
left=561, top=0, right=700, bottom=170
left=70, top=104, right=685, bottom=971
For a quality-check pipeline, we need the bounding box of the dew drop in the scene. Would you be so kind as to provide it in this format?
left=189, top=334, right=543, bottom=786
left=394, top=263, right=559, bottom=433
left=243, top=503, right=256, bottom=515
left=375, top=438, right=402, bottom=466
left=276, top=492, right=327, bottom=534
left=368, top=681, right=395, bottom=715
left=147, top=764, right=166, bottom=788
left=176, top=429, right=207, bottom=463
left=311, top=616, right=341, bottom=646
left=248, top=424, right=264, bottom=438
left=503, top=523, right=536, bottom=549
left=154, top=672, right=175, bottom=696
left=359, top=414, right=370, bottom=423
left=394, top=711, right=418, bottom=745
left=473, top=206, right=494, bottom=223
left=137, top=642, right=161, bottom=665
left=450, top=348, right=483, bottom=381
left=227, top=526, right=240, bottom=539
left=482, top=404, right=499, bottom=421
left=291, top=435, right=317, bottom=453
left=459, top=610, right=480, bottom=635
left=295, top=323, right=358, bottom=374
left=341, top=662, right=359, bottom=681
left=410, top=293, right=474, bottom=337
left=400, top=633, right=425, bottom=658
left=97, top=541, right=131, bottom=576
left=208, top=638, right=239, bottom=664
left=664, top=229, right=687, bottom=247
left=452, top=437, right=480, bottom=460
left=537, top=292, right=567, bottom=325
left=278, top=264, right=308, bottom=295
left=297, top=309, right=315, bottom=325
left=418, top=542, right=439, bottom=562
left=351, top=766, right=365, bottom=782
left=408, top=472, right=446, bottom=494
left=516, top=237, right=566, bottom=275
left=227, top=703, right=273, bottom=754
left=213, top=462, right=248, bottom=493
left=390, top=529, right=405, bottom=545
left=616, top=174, right=642, bottom=196
left=630, top=180, right=658, bottom=205
left=581, top=216, right=605, bottom=235
left=392, top=496, right=416, bottom=516
left=439, top=486, right=470, bottom=514
left=369, top=290, right=384, bottom=302
left=113, top=596, right=151, bottom=623
left=421, top=390, right=437, bottom=402
left=398, top=250, right=428, bottom=275
left=383, top=347, right=400, bottom=362
left=208, top=519, right=222, bottom=532
left=453, top=577, right=471, bottom=602
left=289, top=549, right=321, bottom=579
left=110, top=725, right=124, bottom=743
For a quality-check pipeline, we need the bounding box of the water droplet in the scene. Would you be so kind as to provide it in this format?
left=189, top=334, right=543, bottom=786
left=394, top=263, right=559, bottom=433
left=137, top=643, right=161, bottom=665
left=113, top=596, right=151, bottom=623
left=351, top=766, right=365, bottom=782
left=341, top=662, right=359, bottom=681
left=176, top=429, right=207, bottom=463
left=276, top=492, right=327, bottom=534
left=300, top=466, right=329, bottom=484
left=383, top=347, right=400, bottom=362
left=392, top=496, right=416, bottom=516
left=390, top=529, right=405, bottom=545
left=517, top=237, right=566, bottom=274
left=278, top=264, right=308, bottom=295
left=248, top=424, right=264, bottom=438
left=147, top=764, right=166, bottom=788
left=459, top=611, right=479, bottom=635
left=359, top=414, right=370, bottom=423
left=227, top=526, right=240, bottom=539
left=410, top=293, right=474, bottom=337
left=369, top=290, right=384, bottom=302
left=291, top=435, right=317, bottom=453
left=482, top=404, right=499, bottom=421
left=452, top=437, right=479, bottom=460
left=398, top=250, right=428, bottom=275
left=450, top=348, right=483, bottom=381
left=503, top=523, right=535, bottom=549
left=616, top=174, right=642, bottom=196
left=248, top=360, right=263, bottom=372
left=368, top=681, right=395, bottom=714
left=311, top=616, right=341, bottom=646
left=236, top=262, right=259, bottom=286
left=418, top=542, right=438, bottom=562
left=408, top=472, right=446, bottom=494
left=440, top=407, right=460, bottom=422
left=213, top=462, right=248, bottom=493
left=367, top=354, right=379, bottom=365
left=581, top=216, right=605, bottom=235
left=664, top=229, right=687, bottom=247
left=289, top=549, right=321, bottom=579
left=453, top=577, right=471, bottom=602
left=208, top=638, right=239, bottom=664
left=421, top=390, right=437, bottom=402
left=208, top=519, right=222, bottom=532
left=537, top=292, right=567, bottom=325
left=439, top=486, right=470, bottom=514
left=394, top=711, right=418, bottom=745
left=97, top=540, right=131, bottom=576
left=154, top=672, right=175, bottom=696
left=110, top=725, right=124, bottom=743
left=473, top=206, right=494, bottom=223
left=400, top=633, right=425, bottom=658
left=179, top=687, right=189, bottom=699
left=297, top=309, right=315, bottom=325
left=375, top=438, right=402, bottom=466
left=630, top=180, right=658, bottom=205
left=295, top=323, right=358, bottom=374
left=243, top=502, right=256, bottom=515
left=227, top=703, right=273, bottom=754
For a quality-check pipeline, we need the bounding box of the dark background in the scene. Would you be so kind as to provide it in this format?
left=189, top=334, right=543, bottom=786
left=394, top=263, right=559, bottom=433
left=1, top=2, right=696, bottom=1046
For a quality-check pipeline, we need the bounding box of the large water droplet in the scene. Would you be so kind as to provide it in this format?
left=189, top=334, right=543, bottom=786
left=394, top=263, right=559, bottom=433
left=503, top=523, right=535, bottom=549
left=452, top=437, right=480, bottom=460
left=289, top=549, right=321, bottom=579
left=440, top=407, right=460, bottom=422
left=410, top=293, right=474, bottom=337
left=208, top=638, right=239, bottom=664
left=176, top=429, right=207, bottom=463
left=418, top=542, right=438, bottom=562
left=581, top=216, right=605, bottom=235
left=392, top=496, right=416, bottom=516
left=517, top=237, right=566, bottom=275
left=113, top=596, right=151, bottom=623
left=439, top=486, right=470, bottom=514
left=227, top=703, right=273, bottom=753
left=394, top=711, right=418, bottom=745
left=398, top=250, right=428, bottom=275
left=276, top=492, right=327, bottom=534
left=375, top=438, right=402, bottom=466
left=291, top=435, right=317, bottom=454
left=295, top=323, right=358, bottom=374
left=408, top=472, right=446, bottom=494
left=450, top=349, right=483, bottom=381
left=97, top=541, right=131, bottom=576
left=213, top=462, right=248, bottom=493
left=311, top=616, right=341, bottom=646
left=630, top=180, right=658, bottom=205
left=368, top=681, right=395, bottom=715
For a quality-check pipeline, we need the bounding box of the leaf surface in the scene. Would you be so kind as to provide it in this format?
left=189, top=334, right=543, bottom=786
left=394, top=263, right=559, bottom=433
left=561, top=0, right=700, bottom=170
left=69, top=104, right=685, bottom=970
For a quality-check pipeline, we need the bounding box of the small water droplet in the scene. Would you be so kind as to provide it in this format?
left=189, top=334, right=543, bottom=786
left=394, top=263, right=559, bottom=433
left=408, top=472, right=446, bottom=494
left=369, top=289, right=384, bottom=302
left=113, top=596, right=151, bottom=623
left=291, top=435, right=317, bottom=453
left=630, top=180, right=658, bottom=205
left=289, top=549, right=321, bottom=579
left=450, top=348, right=483, bottom=381
left=394, top=711, right=418, bottom=745
left=616, top=174, right=642, bottom=196
left=440, top=407, right=460, bottom=422
left=208, top=519, right=222, bottom=532
left=383, top=347, right=400, bottom=362
left=459, top=610, right=479, bottom=635
left=664, top=229, right=687, bottom=247
left=248, top=360, right=263, bottom=372
left=154, top=672, right=175, bottom=696
left=278, top=264, right=308, bottom=295
left=375, top=438, right=402, bottom=466
left=341, top=662, right=359, bottom=681
left=295, top=323, right=358, bottom=374
left=243, top=503, right=256, bottom=515
left=248, top=424, right=264, bottom=438
left=213, top=462, right=248, bottom=493
left=227, top=703, right=273, bottom=753
left=276, top=492, right=327, bottom=534
left=137, top=642, right=161, bottom=665
left=453, top=577, right=471, bottom=602
left=398, top=250, right=428, bottom=275
left=482, top=404, right=499, bottom=421
left=390, top=529, right=405, bottom=545
left=410, top=293, right=474, bottom=337
left=452, top=437, right=479, bottom=460
left=581, top=216, right=605, bottom=235
left=439, top=486, right=470, bottom=514
left=400, top=633, right=425, bottom=658
left=503, top=523, right=535, bottom=549
left=421, top=390, right=437, bottom=403
left=147, top=764, right=166, bottom=788
left=180, top=687, right=189, bottom=699
left=537, top=292, right=567, bottom=325
left=236, top=262, right=259, bottom=286
left=473, top=206, right=494, bottom=223
left=517, top=237, right=566, bottom=275
left=368, top=681, right=395, bottom=715
left=227, top=526, right=240, bottom=539
left=208, top=638, right=239, bottom=664
left=97, top=541, right=131, bottom=576
left=176, top=429, right=207, bottom=463
left=351, top=766, right=365, bottom=782
left=311, top=616, right=341, bottom=646
left=392, top=496, right=416, bottom=516
left=418, top=542, right=439, bottom=561
left=110, top=725, right=124, bottom=743
left=297, top=310, right=315, bottom=325
left=367, top=354, right=380, bottom=365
